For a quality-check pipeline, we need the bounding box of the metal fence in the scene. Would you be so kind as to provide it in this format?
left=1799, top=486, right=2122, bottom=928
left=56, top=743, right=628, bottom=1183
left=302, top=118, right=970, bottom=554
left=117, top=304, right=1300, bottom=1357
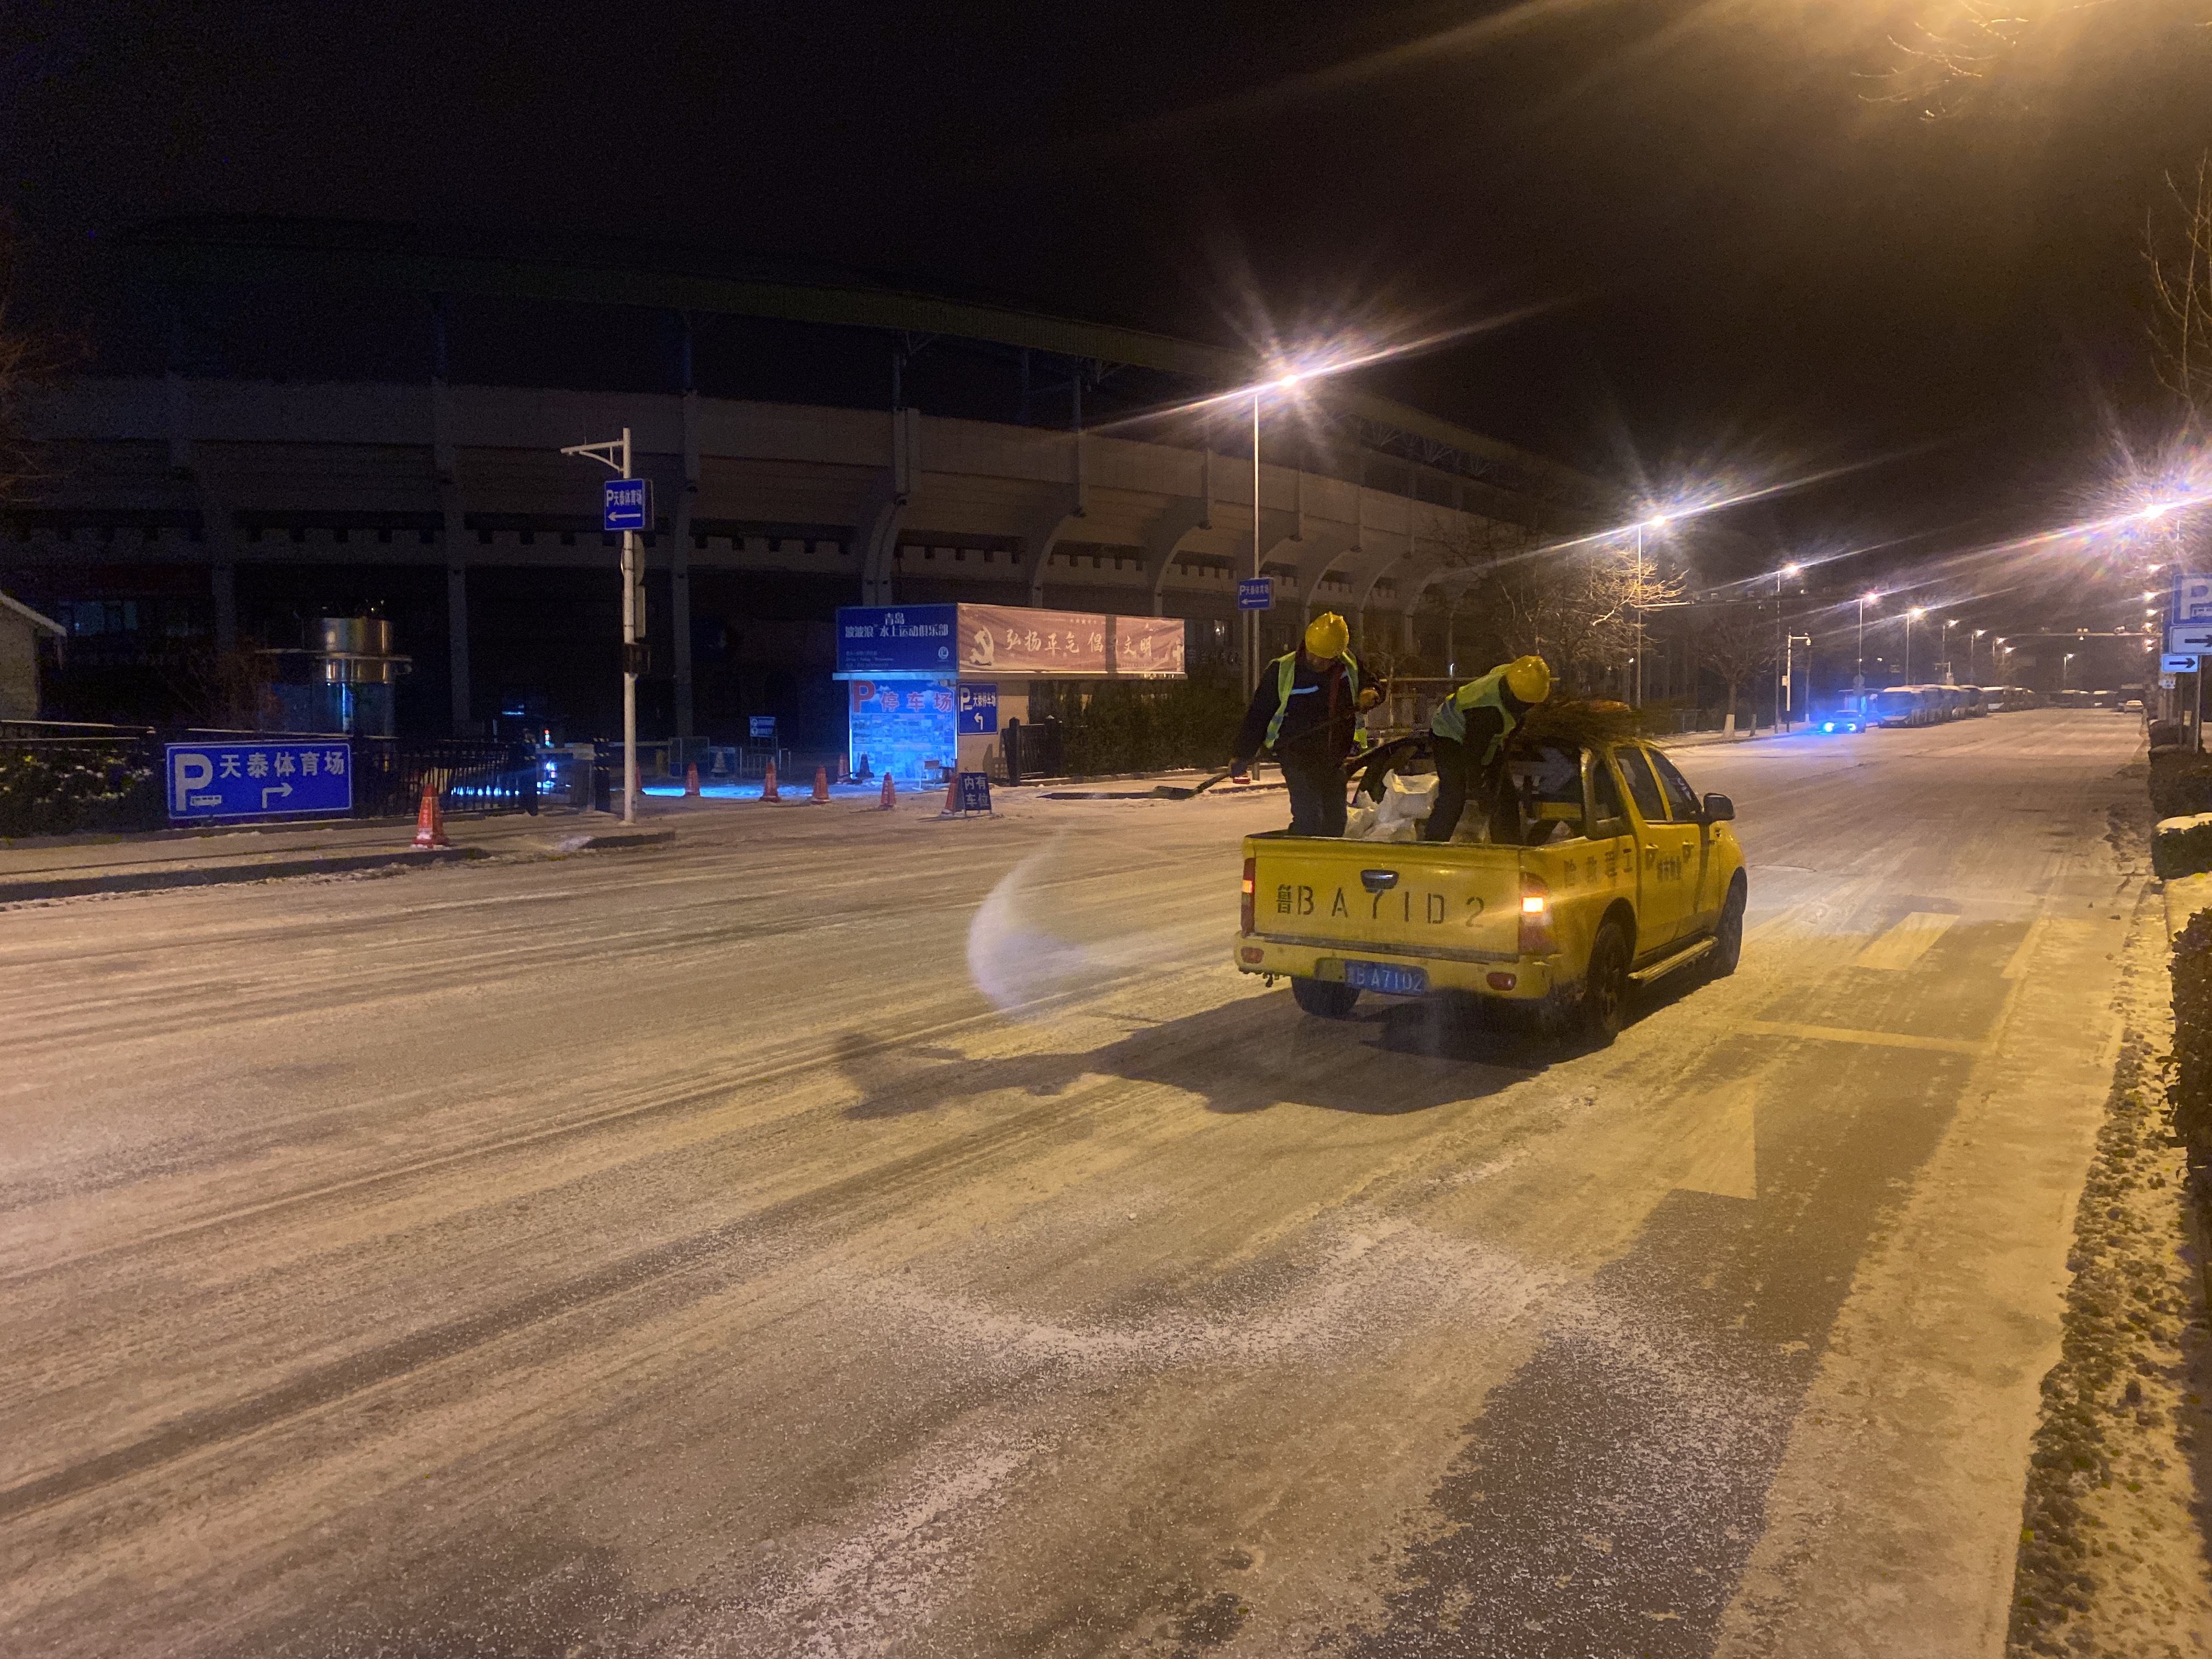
left=354, top=738, right=531, bottom=817
left=0, top=721, right=535, bottom=832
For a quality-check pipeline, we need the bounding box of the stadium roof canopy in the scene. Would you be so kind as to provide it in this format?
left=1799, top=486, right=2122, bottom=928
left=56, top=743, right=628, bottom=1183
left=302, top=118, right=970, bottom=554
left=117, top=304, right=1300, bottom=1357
left=122, top=215, right=1609, bottom=518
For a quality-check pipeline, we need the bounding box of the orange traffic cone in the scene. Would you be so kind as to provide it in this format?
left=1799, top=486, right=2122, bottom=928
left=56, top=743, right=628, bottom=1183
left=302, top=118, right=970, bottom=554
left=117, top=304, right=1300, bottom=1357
left=761, top=760, right=780, bottom=802
left=684, top=761, right=700, bottom=797
left=412, top=782, right=449, bottom=849
left=879, top=774, right=896, bottom=810
left=811, top=766, right=830, bottom=803
left=940, top=770, right=961, bottom=816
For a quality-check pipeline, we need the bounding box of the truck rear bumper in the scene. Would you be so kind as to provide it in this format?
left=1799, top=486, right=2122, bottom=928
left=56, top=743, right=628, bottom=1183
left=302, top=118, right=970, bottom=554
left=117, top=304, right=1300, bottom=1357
left=1232, top=936, right=1556, bottom=1000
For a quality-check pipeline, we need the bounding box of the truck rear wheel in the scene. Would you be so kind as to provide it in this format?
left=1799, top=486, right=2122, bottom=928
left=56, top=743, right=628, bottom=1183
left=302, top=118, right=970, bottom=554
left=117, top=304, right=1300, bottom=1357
left=1579, top=922, right=1631, bottom=1046
left=1290, top=977, right=1361, bottom=1019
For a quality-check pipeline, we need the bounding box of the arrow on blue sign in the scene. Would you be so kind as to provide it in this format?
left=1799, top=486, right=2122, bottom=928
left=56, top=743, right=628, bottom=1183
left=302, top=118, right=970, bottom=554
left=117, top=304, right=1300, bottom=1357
left=603, top=478, right=652, bottom=532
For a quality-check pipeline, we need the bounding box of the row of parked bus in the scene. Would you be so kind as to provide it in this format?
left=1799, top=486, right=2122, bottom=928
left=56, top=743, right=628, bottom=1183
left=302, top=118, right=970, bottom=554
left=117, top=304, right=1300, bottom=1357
left=1860, top=684, right=2038, bottom=726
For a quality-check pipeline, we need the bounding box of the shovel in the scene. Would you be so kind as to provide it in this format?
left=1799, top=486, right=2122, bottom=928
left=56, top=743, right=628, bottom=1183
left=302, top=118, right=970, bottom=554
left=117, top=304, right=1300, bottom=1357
left=1151, top=768, right=1240, bottom=800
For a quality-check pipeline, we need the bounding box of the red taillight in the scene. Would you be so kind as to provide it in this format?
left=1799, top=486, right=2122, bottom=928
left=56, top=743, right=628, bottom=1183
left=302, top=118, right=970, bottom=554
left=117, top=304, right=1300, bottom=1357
left=1517, top=874, right=1555, bottom=955
left=1240, top=855, right=1256, bottom=934
left=1241, top=946, right=1265, bottom=964
left=1488, top=971, right=1517, bottom=991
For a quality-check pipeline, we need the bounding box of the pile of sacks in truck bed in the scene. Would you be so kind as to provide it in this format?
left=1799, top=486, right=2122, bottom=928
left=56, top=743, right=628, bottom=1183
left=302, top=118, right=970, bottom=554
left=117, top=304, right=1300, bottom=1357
left=1345, top=771, right=1438, bottom=841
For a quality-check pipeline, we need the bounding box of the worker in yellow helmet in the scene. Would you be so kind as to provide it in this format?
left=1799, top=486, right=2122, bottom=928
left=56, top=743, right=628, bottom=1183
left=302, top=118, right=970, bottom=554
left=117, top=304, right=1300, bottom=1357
left=1421, top=654, right=1552, bottom=842
left=1229, top=612, right=1380, bottom=836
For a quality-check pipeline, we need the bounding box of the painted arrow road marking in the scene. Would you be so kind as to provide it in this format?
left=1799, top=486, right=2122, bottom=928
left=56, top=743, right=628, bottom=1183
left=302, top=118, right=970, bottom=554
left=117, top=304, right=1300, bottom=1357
left=1674, top=1075, right=1760, bottom=1200
left=1852, top=910, right=1956, bottom=971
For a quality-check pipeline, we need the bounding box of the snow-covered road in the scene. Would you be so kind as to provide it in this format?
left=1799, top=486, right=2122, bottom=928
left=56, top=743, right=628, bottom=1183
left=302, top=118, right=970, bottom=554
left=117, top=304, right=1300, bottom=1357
left=0, top=711, right=2147, bottom=1657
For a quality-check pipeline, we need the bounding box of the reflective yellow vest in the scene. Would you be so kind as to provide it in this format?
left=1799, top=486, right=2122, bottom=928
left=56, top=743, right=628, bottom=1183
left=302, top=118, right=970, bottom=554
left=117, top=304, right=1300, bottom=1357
left=1430, top=666, right=1518, bottom=764
left=1262, top=649, right=1362, bottom=750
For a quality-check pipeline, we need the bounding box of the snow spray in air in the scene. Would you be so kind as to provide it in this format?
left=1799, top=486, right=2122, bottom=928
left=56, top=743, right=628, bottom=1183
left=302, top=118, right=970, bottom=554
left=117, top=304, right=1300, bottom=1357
left=966, top=838, right=1161, bottom=1017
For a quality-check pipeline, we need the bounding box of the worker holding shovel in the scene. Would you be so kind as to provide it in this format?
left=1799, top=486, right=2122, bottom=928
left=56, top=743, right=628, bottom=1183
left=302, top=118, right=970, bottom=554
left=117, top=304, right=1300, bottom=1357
left=1227, top=612, right=1379, bottom=837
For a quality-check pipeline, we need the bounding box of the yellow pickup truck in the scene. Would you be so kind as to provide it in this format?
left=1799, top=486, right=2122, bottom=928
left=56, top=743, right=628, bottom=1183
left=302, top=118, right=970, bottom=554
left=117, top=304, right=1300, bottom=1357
left=1233, top=737, right=1746, bottom=1046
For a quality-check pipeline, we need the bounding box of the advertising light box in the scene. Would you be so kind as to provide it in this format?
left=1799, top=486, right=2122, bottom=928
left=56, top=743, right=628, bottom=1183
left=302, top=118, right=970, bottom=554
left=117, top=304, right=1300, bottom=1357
left=847, top=678, right=956, bottom=785
left=836, top=606, right=958, bottom=675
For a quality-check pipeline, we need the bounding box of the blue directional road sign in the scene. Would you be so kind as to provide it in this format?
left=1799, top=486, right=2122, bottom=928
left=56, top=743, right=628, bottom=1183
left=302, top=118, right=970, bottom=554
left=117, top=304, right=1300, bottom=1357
left=165, top=740, right=353, bottom=822
left=956, top=682, right=998, bottom=734
left=2164, top=653, right=2203, bottom=674
left=603, top=477, right=653, bottom=532
left=1237, top=577, right=1274, bottom=611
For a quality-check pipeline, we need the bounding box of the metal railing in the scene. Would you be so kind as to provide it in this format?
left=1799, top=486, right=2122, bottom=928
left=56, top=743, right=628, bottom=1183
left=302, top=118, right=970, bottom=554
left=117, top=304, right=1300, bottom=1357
left=1, top=721, right=539, bottom=832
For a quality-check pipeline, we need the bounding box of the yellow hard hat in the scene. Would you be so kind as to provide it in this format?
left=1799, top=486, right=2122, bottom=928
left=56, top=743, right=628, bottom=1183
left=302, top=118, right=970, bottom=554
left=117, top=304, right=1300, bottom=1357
left=1304, top=612, right=1350, bottom=659
left=1503, top=654, right=1552, bottom=703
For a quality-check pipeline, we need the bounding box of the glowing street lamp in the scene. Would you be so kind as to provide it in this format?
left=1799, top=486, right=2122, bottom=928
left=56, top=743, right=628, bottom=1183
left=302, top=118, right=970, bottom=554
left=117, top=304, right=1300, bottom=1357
left=1941, top=616, right=1957, bottom=681
left=2062, top=650, right=2077, bottom=689
left=1972, top=627, right=1987, bottom=679
left=1238, top=353, right=1364, bottom=693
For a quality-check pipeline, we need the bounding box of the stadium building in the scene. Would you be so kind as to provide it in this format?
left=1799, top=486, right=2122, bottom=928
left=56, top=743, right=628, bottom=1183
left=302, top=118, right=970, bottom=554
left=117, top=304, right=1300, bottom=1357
left=3, top=218, right=1613, bottom=748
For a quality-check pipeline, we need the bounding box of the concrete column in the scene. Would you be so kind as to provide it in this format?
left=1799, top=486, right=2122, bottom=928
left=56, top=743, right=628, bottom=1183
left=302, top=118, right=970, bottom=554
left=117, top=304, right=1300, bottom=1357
left=211, top=561, right=236, bottom=652
left=196, top=484, right=240, bottom=651
left=441, top=486, right=470, bottom=736
left=672, top=490, right=694, bottom=742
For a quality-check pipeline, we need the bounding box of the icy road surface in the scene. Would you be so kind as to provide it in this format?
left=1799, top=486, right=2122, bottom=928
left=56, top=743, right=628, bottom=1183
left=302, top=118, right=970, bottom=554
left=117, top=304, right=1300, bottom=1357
left=0, top=711, right=2145, bottom=1656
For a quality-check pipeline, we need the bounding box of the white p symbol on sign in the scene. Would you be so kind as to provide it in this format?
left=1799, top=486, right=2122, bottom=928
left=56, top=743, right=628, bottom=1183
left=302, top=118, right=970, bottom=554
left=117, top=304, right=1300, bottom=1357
left=171, top=751, right=213, bottom=812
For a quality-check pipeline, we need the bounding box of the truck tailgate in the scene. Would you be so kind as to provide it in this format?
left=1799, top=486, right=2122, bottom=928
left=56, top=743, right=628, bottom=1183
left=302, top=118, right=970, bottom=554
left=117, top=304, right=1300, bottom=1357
left=1248, top=835, right=1525, bottom=961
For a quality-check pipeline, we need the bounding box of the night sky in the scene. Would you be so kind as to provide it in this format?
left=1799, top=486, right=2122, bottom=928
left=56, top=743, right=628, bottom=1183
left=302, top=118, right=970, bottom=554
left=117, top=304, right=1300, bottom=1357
left=11, top=1, right=2212, bottom=613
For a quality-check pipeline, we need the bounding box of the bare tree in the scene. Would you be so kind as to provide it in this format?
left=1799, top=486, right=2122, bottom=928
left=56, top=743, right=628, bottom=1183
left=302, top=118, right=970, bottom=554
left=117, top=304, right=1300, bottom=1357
left=1695, top=602, right=1779, bottom=736
left=1435, top=519, right=1689, bottom=697
left=1883, top=1, right=2200, bottom=116
left=2148, top=155, right=2212, bottom=427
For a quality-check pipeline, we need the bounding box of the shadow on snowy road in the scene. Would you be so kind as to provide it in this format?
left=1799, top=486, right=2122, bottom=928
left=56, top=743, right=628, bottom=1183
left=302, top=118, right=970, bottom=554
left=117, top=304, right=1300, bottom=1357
left=833, top=991, right=1546, bottom=1122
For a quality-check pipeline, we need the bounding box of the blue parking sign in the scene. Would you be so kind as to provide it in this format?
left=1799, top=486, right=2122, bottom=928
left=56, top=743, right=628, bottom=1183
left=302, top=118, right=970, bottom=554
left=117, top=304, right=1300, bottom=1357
left=603, top=478, right=652, bottom=532
left=166, top=741, right=353, bottom=821
left=1238, top=577, right=1273, bottom=611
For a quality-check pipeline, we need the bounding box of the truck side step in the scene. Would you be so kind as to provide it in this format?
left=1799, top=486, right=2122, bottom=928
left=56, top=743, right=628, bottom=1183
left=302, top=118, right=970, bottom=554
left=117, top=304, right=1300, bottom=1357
left=1629, top=936, right=1716, bottom=987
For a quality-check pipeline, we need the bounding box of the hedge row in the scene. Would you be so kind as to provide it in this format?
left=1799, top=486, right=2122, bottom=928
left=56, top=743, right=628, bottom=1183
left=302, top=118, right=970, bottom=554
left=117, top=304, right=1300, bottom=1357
left=2148, top=749, right=2212, bottom=817
left=2153, top=814, right=2212, bottom=879
left=2171, top=912, right=2212, bottom=1170
left=0, top=748, right=166, bottom=838
left=1038, top=677, right=1248, bottom=778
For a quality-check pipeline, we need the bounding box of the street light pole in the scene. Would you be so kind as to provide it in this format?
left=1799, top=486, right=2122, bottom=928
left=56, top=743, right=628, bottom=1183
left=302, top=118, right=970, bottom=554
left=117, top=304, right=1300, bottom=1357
left=1905, top=607, right=1923, bottom=683
left=1634, top=522, right=1649, bottom=707
left=558, top=425, right=640, bottom=825
left=1857, top=593, right=1877, bottom=694
left=1249, top=390, right=1262, bottom=697
left=1775, top=564, right=1798, bottom=730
